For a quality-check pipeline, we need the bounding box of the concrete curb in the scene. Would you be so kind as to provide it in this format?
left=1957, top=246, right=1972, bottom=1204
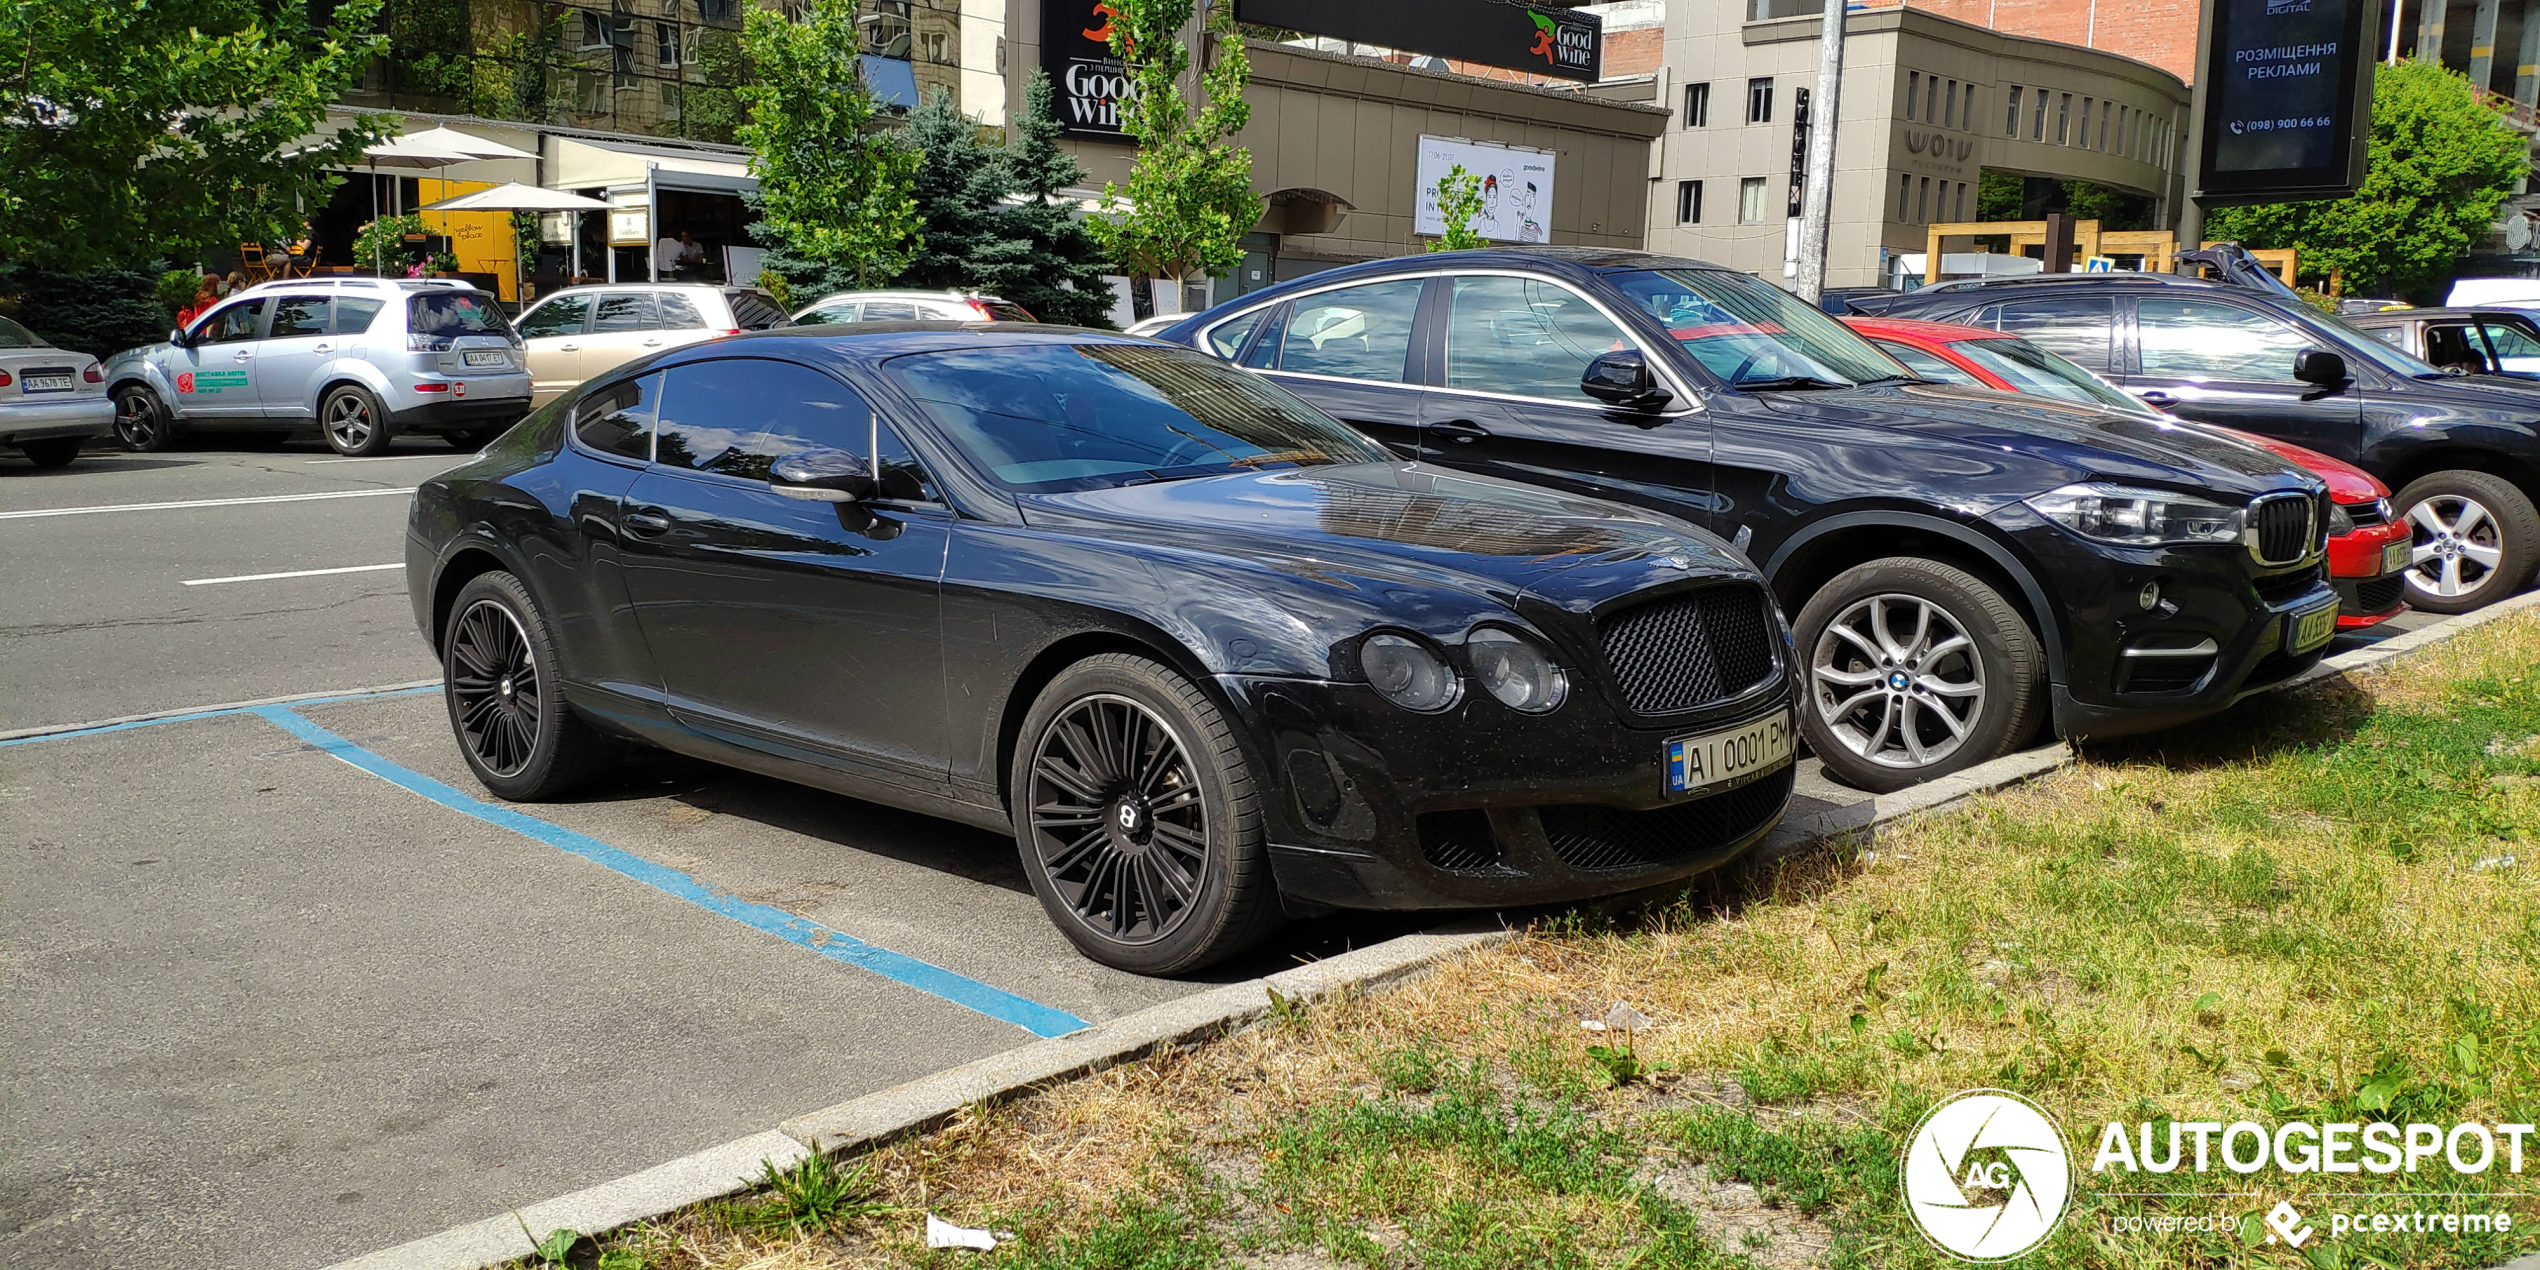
left=320, top=593, right=2540, bottom=1270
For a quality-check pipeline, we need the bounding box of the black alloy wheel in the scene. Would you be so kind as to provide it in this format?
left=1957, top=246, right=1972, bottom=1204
left=440, top=571, right=622, bottom=799
left=1013, top=653, right=1281, bottom=974
left=113, top=386, right=171, bottom=452
left=321, top=385, right=392, bottom=457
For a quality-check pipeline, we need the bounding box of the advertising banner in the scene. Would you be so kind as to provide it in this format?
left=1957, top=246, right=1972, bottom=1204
left=1043, top=0, right=1133, bottom=142
left=1236, top=0, right=1602, bottom=83
left=2194, top=0, right=2379, bottom=204
left=1413, top=135, right=1556, bottom=243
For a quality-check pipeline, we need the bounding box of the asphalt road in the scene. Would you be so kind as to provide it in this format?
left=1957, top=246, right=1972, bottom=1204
left=0, top=438, right=2444, bottom=1268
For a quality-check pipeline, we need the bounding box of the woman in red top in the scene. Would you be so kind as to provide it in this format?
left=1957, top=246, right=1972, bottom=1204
left=174, top=277, right=220, bottom=329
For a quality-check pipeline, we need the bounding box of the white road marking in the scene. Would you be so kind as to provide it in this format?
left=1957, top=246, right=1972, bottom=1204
left=0, top=487, right=416, bottom=521
left=181, top=563, right=404, bottom=587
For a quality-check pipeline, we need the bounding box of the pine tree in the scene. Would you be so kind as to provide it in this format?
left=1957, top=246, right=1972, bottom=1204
left=899, top=88, right=1034, bottom=298
left=1002, top=71, right=1124, bottom=328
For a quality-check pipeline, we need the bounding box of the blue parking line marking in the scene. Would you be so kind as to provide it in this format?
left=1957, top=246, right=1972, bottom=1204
left=250, top=705, right=1090, bottom=1039
left=0, top=686, right=442, bottom=749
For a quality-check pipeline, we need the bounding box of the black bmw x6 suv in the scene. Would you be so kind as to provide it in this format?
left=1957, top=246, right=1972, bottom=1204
left=1164, top=248, right=2337, bottom=792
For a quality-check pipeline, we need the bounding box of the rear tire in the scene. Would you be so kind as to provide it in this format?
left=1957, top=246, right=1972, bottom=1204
left=20, top=438, right=81, bottom=468
left=320, top=385, right=392, bottom=457
left=441, top=571, right=622, bottom=800
left=1009, top=653, right=1283, bottom=975
left=1795, top=557, right=2044, bottom=794
left=2393, top=471, right=2539, bottom=614
left=113, top=386, right=172, bottom=452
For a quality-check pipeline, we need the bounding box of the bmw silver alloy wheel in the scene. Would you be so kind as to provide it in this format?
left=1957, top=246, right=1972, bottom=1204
left=1025, top=693, right=1209, bottom=946
left=2404, top=493, right=2505, bottom=602
left=325, top=392, right=377, bottom=452
left=1809, top=593, right=1985, bottom=771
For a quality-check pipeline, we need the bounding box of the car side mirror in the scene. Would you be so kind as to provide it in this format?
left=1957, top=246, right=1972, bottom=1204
left=768, top=448, right=875, bottom=503
left=2293, top=349, right=2348, bottom=386
left=1581, top=350, right=1673, bottom=411
left=169, top=328, right=189, bottom=347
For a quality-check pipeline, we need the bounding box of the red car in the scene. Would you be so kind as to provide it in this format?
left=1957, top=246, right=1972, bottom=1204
left=1844, top=315, right=2409, bottom=630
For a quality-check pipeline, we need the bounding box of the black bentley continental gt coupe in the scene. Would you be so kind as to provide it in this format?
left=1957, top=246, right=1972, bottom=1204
left=406, top=326, right=1800, bottom=973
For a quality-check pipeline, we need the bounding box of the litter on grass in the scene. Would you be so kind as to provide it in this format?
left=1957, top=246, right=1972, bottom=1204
left=925, top=1213, right=997, bottom=1250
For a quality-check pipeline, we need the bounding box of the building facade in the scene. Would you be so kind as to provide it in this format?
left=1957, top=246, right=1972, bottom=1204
left=1636, top=0, right=2190, bottom=288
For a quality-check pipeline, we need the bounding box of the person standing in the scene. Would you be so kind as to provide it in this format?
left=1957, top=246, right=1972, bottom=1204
left=654, top=231, right=682, bottom=277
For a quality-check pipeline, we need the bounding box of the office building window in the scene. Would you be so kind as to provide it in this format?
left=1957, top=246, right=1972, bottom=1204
left=2034, top=89, right=2048, bottom=139
left=2098, top=100, right=2111, bottom=149
left=656, top=21, right=678, bottom=66
left=2005, top=86, right=2022, bottom=135
left=1963, top=87, right=1977, bottom=132
left=2057, top=94, right=2071, bottom=144
left=1676, top=180, right=1703, bottom=224
left=1747, top=77, right=1774, bottom=124
left=1685, top=81, right=1710, bottom=127
left=1925, top=75, right=1939, bottom=123
left=1915, top=177, right=1930, bottom=223
left=1906, top=72, right=1919, bottom=120
left=2077, top=97, right=2092, bottom=145
left=1898, top=173, right=1913, bottom=222
left=1945, top=80, right=1957, bottom=128
left=1739, top=177, right=1768, bottom=222
left=1955, top=182, right=1968, bottom=221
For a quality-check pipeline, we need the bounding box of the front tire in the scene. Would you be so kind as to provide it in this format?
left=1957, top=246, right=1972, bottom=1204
left=2394, top=471, right=2539, bottom=614
left=113, top=386, right=172, bottom=452
left=1010, top=653, right=1283, bottom=975
left=20, top=437, right=81, bottom=468
left=1795, top=557, right=2044, bottom=794
left=441, top=571, right=622, bottom=800
left=320, top=385, right=392, bottom=457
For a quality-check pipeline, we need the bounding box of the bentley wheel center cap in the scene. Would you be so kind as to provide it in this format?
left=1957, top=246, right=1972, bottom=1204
left=498, top=677, right=515, bottom=699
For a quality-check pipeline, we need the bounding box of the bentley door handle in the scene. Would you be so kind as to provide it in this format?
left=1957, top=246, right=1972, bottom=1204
left=623, top=511, right=672, bottom=537
left=1427, top=420, right=1491, bottom=443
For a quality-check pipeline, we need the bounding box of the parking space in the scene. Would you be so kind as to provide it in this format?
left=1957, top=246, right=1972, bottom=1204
left=0, top=440, right=2463, bottom=1269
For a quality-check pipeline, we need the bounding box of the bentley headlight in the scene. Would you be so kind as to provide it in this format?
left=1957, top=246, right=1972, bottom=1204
left=1361, top=633, right=1459, bottom=712
left=1467, top=628, right=1568, bottom=713
left=2024, top=483, right=2242, bottom=547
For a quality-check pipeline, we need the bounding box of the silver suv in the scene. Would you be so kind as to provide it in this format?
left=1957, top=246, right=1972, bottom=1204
left=102, top=278, right=532, bottom=456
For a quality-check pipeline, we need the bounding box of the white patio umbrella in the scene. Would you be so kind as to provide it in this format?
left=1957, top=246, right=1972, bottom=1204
left=416, top=184, right=613, bottom=296
left=395, top=126, right=537, bottom=162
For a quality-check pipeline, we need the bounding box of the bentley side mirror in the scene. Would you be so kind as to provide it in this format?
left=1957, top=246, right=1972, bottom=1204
left=1581, top=350, right=1673, bottom=411
left=769, top=448, right=875, bottom=503
left=2293, top=349, right=2348, bottom=387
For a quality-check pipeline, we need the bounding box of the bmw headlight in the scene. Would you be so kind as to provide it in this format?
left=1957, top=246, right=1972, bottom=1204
left=2024, top=483, right=2242, bottom=547
left=1361, top=633, right=1460, bottom=712
left=1467, top=628, right=1568, bottom=713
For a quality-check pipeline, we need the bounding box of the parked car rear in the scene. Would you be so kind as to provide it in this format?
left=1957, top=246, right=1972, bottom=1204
left=513, top=284, right=789, bottom=407
left=102, top=278, right=531, bottom=456
left=0, top=315, right=114, bottom=468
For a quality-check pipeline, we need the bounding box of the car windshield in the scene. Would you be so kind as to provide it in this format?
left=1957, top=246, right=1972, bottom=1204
left=1948, top=336, right=2159, bottom=416
left=0, top=315, right=46, bottom=348
left=885, top=342, right=1394, bottom=493
left=409, top=292, right=507, bottom=338
left=1608, top=268, right=1909, bottom=388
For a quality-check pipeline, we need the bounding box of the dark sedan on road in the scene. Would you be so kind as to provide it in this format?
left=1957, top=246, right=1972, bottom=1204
left=1162, top=248, right=2337, bottom=793
left=406, top=326, right=1800, bottom=973
left=1864, top=272, right=2540, bottom=615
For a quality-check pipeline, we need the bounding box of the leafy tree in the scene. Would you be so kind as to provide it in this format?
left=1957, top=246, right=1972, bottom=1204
left=0, top=0, right=394, bottom=272
left=736, top=0, right=922, bottom=292
left=2204, top=61, right=2526, bottom=301
left=1088, top=0, right=1262, bottom=297
left=1002, top=71, right=1122, bottom=328
left=1429, top=165, right=1488, bottom=252
left=898, top=89, right=1031, bottom=297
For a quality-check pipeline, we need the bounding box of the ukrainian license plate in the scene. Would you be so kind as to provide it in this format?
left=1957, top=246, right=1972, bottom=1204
left=2382, top=539, right=2412, bottom=575
left=1665, top=711, right=1793, bottom=798
left=462, top=349, right=507, bottom=367
left=21, top=372, right=72, bottom=393
left=2288, top=600, right=2338, bottom=654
